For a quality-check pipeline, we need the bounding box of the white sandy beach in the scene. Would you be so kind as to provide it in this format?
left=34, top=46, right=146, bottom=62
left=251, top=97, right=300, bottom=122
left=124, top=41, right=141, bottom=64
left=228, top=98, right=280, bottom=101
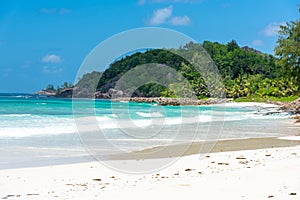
left=1, top=102, right=299, bottom=199
left=223, top=102, right=279, bottom=108
left=1, top=137, right=300, bottom=200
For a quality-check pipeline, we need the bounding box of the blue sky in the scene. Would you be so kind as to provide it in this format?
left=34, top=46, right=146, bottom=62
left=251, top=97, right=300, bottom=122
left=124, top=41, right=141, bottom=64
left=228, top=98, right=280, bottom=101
left=0, top=0, right=299, bottom=93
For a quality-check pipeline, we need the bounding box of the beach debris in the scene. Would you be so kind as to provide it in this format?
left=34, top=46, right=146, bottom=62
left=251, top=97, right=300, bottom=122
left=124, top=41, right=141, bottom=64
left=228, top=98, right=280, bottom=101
left=268, top=195, right=274, bottom=198
left=236, top=156, right=247, bottom=160
left=217, top=162, right=229, bottom=165
left=265, top=154, right=271, bottom=157
left=184, top=168, right=195, bottom=171
left=289, top=192, right=297, bottom=195
left=174, top=172, right=179, bottom=176
left=26, top=194, right=39, bottom=196
left=2, top=194, right=21, bottom=199
left=110, top=176, right=116, bottom=179
left=93, top=178, right=102, bottom=181
left=239, top=160, right=249, bottom=164
left=77, top=183, right=87, bottom=187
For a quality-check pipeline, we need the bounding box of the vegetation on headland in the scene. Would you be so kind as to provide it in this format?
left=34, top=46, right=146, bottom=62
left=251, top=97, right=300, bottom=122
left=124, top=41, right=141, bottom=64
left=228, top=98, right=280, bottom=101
left=94, top=40, right=298, bottom=100
left=37, top=72, right=102, bottom=97
left=275, top=7, right=300, bottom=86
left=234, top=96, right=299, bottom=103
left=40, top=7, right=300, bottom=104
left=36, top=82, right=74, bottom=97
left=45, top=82, right=74, bottom=93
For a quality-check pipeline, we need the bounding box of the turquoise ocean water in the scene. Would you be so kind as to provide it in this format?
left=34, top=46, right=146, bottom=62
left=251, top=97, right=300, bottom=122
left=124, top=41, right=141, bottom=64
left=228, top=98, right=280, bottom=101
left=0, top=93, right=297, bottom=169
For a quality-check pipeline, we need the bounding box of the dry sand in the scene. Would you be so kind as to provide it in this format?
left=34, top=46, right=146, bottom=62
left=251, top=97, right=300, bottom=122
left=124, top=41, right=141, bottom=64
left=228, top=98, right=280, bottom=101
left=1, top=136, right=300, bottom=200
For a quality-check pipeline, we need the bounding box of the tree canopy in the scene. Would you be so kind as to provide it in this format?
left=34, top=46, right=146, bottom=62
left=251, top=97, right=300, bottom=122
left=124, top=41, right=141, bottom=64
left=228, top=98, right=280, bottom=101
left=95, top=40, right=292, bottom=99
left=275, top=6, right=300, bottom=87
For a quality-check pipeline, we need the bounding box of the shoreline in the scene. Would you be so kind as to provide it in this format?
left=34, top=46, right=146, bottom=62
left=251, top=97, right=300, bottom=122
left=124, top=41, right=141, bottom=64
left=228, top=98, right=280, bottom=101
left=1, top=141, right=300, bottom=199
left=1, top=134, right=299, bottom=171
left=110, top=136, right=300, bottom=160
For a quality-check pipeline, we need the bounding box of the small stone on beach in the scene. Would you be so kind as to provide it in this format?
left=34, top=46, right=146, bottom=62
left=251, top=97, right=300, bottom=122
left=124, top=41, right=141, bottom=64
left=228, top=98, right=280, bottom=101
left=239, top=160, right=249, bottom=164
left=236, top=156, right=247, bottom=159
left=184, top=168, right=195, bottom=171
left=2, top=195, right=17, bottom=199
left=26, top=194, right=39, bottom=196
left=217, top=163, right=229, bottom=165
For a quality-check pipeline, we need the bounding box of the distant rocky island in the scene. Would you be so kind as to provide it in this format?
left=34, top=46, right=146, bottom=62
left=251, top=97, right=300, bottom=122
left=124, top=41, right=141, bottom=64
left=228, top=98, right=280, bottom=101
left=35, top=87, right=74, bottom=98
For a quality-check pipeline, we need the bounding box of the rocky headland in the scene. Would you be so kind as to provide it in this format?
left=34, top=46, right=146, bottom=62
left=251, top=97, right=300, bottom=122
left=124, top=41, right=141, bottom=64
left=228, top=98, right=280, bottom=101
left=112, top=97, right=228, bottom=106
left=280, top=97, right=300, bottom=114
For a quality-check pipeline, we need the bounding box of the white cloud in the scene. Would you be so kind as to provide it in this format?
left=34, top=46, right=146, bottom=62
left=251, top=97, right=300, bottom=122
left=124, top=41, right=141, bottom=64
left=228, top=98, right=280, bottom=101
left=263, top=22, right=286, bottom=37
left=252, top=40, right=263, bottom=46
left=149, top=5, right=173, bottom=25
left=148, top=5, right=191, bottom=26
left=43, top=66, right=63, bottom=74
left=42, top=54, right=62, bottom=63
left=170, top=16, right=191, bottom=26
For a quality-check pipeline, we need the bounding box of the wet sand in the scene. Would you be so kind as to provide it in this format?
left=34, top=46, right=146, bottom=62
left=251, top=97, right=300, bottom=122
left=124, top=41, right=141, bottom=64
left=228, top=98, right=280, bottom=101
left=110, top=137, right=300, bottom=160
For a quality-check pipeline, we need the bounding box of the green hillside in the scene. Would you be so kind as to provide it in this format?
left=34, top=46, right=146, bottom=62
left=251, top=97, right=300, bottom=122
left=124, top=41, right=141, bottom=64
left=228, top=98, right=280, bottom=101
left=96, top=40, right=298, bottom=99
